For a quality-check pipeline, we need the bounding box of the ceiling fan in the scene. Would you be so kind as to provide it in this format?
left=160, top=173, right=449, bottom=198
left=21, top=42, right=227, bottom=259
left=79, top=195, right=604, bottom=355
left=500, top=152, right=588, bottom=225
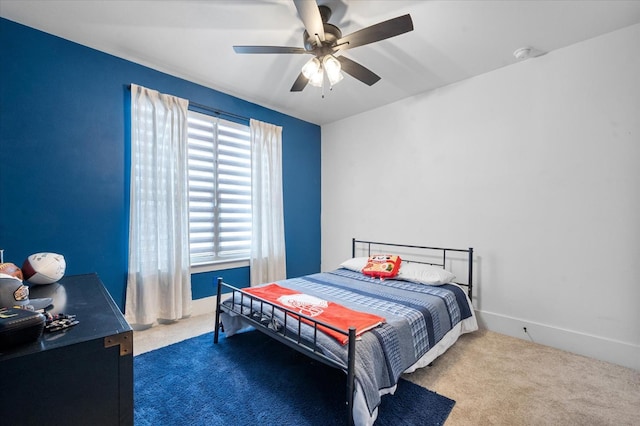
left=233, top=0, right=414, bottom=92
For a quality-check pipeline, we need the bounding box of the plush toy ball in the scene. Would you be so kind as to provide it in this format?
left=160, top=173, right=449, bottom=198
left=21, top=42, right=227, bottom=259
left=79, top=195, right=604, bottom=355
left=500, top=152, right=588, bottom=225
left=22, top=253, right=66, bottom=285
left=0, top=262, right=24, bottom=281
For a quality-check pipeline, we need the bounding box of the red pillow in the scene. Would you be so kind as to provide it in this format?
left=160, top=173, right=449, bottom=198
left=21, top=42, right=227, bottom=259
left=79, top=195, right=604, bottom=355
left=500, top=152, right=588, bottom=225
left=361, top=255, right=402, bottom=279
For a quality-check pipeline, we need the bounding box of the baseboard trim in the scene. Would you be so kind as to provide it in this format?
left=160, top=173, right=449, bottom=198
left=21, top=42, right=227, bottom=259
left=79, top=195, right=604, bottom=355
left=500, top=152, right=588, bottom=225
left=475, top=309, right=640, bottom=371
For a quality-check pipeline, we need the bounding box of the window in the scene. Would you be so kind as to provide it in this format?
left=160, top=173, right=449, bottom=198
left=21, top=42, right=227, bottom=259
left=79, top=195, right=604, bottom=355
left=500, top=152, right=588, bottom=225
left=187, top=111, right=251, bottom=267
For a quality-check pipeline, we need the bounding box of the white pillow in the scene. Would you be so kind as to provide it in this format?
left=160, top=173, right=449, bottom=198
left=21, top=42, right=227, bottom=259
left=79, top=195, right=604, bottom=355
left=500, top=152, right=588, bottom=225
left=339, top=257, right=369, bottom=272
left=397, top=262, right=456, bottom=285
left=340, top=257, right=455, bottom=285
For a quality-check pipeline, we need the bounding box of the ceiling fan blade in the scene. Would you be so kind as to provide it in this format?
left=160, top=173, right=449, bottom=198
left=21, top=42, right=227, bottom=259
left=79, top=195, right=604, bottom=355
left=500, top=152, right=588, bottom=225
left=290, top=72, right=309, bottom=92
left=293, top=0, right=325, bottom=42
left=336, top=56, right=381, bottom=86
left=233, top=46, right=307, bottom=54
left=334, top=14, right=413, bottom=52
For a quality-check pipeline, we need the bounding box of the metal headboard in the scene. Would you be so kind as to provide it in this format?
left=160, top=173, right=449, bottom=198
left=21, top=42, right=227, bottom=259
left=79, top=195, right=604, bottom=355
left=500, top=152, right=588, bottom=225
left=351, top=238, right=474, bottom=300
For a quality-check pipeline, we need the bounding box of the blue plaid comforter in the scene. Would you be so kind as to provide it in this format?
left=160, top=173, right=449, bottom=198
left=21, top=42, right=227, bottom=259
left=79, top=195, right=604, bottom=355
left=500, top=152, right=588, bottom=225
left=261, top=268, right=474, bottom=416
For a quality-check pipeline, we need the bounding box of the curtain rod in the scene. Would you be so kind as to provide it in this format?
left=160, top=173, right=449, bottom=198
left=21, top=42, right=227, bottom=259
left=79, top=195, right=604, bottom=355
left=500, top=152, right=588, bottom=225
left=127, top=84, right=250, bottom=123
left=188, top=102, right=250, bottom=123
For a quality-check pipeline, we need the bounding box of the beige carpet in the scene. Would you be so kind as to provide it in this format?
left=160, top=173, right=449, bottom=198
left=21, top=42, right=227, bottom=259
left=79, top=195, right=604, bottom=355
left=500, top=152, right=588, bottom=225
left=134, top=315, right=640, bottom=425
left=405, top=329, right=640, bottom=425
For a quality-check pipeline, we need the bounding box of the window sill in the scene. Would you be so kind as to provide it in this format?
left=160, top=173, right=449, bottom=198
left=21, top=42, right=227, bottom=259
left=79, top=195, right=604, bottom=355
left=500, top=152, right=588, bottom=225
left=190, top=259, right=250, bottom=274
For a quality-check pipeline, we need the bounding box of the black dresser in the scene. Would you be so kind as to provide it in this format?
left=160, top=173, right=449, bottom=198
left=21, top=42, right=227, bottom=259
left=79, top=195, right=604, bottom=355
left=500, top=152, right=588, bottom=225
left=0, top=273, right=133, bottom=425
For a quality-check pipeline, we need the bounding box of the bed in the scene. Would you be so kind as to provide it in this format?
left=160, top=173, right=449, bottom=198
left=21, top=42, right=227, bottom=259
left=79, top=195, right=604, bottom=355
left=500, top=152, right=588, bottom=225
left=214, top=239, right=478, bottom=425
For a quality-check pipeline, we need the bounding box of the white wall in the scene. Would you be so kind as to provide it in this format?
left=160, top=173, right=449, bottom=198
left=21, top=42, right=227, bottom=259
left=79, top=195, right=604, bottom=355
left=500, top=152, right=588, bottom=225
left=321, top=24, right=640, bottom=370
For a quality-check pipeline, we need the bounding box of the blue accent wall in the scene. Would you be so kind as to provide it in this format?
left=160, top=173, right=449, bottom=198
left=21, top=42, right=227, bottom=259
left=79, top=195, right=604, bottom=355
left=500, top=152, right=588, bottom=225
left=0, top=18, right=321, bottom=309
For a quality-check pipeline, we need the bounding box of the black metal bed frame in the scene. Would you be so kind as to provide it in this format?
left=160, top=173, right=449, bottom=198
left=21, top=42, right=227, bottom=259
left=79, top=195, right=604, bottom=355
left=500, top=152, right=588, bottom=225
left=213, top=238, right=474, bottom=425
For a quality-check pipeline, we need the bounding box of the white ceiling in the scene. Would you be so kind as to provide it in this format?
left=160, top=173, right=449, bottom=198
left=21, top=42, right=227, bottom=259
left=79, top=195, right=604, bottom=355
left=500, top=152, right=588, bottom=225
left=2, top=0, right=640, bottom=125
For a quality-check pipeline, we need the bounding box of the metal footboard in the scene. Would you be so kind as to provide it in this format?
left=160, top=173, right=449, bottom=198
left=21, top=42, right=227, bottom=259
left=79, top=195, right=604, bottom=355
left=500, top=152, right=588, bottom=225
left=213, top=277, right=357, bottom=425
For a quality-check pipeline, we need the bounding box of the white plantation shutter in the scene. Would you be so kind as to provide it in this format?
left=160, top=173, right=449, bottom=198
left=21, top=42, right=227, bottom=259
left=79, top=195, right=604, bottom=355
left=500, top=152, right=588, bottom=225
left=188, top=111, right=251, bottom=265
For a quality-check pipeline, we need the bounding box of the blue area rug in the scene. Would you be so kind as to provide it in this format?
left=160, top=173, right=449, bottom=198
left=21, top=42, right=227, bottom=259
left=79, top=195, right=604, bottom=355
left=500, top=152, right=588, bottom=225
left=134, top=329, right=455, bottom=425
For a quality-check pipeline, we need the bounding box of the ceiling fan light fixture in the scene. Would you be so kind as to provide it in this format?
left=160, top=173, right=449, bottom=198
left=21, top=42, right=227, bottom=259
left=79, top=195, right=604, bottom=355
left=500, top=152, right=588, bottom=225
left=308, top=67, right=324, bottom=87
left=323, top=54, right=342, bottom=85
left=302, top=57, right=321, bottom=79
left=327, top=70, right=343, bottom=86
left=323, top=54, right=341, bottom=74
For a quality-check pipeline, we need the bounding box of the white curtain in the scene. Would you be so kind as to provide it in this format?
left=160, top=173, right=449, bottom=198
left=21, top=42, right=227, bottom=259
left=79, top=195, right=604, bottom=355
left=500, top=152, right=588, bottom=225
left=125, top=84, right=192, bottom=327
left=250, top=119, right=287, bottom=285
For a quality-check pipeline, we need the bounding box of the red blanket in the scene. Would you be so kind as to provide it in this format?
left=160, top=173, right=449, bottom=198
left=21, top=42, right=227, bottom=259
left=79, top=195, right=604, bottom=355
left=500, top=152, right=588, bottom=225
left=243, top=283, right=385, bottom=345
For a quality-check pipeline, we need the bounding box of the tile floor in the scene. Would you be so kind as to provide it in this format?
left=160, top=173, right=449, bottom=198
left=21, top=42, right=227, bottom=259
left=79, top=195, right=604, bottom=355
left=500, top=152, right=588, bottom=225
left=133, top=312, right=215, bottom=355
